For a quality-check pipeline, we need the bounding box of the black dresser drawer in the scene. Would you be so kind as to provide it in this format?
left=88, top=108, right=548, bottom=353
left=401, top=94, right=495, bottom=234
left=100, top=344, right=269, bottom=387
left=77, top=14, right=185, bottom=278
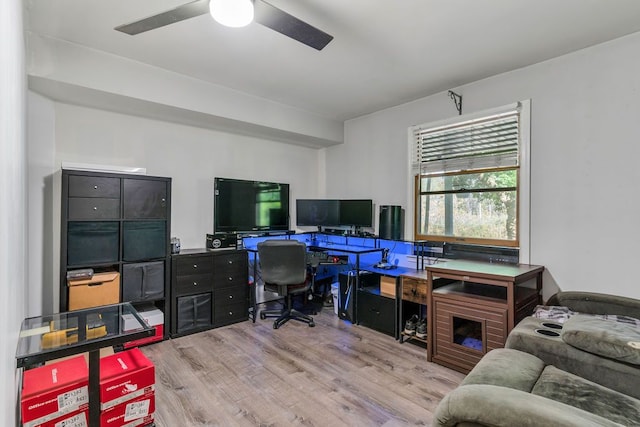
left=176, top=255, right=214, bottom=276
left=68, top=175, right=120, bottom=198
left=213, top=253, right=247, bottom=288
left=68, top=197, right=120, bottom=220
left=175, top=273, right=213, bottom=296
left=213, top=286, right=247, bottom=308
left=214, top=301, right=248, bottom=325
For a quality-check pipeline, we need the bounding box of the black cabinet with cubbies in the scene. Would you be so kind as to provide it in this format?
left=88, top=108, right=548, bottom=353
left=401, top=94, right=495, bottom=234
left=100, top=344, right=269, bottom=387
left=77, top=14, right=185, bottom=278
left=60, top=169, right=171, bottom=341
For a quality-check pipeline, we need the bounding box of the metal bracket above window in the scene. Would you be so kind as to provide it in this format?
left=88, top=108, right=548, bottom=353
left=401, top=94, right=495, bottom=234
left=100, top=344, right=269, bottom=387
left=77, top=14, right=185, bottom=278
left=448, top=90, right=463, bottom=115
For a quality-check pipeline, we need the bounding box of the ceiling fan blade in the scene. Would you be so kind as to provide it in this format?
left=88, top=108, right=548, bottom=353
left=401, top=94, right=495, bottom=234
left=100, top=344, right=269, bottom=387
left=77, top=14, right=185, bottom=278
left=114, top=0, right=211, bottom=35
left=254, top=0, right=333, bottom=51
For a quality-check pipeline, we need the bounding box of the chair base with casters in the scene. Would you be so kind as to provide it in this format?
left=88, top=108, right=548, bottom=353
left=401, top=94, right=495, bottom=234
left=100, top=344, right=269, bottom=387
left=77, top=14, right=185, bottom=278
left=260, top=283, right=315, bottom=329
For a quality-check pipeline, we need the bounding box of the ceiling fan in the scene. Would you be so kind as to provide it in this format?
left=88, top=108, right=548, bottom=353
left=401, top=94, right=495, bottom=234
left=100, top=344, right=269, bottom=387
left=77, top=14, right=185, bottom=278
left=114, top=0, right=333, bottom=51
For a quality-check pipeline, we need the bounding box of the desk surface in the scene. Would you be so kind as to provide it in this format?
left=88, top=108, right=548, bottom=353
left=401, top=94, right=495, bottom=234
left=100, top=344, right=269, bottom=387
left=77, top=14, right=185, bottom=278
left=404, top=259, right=544, bottom=281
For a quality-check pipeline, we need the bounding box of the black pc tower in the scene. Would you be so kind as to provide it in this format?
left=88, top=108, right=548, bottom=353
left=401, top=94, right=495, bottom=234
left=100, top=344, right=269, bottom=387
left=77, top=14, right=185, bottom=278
left=379, top=205, right=403, bottom=240
left=338, top=270, right=377, bottom=321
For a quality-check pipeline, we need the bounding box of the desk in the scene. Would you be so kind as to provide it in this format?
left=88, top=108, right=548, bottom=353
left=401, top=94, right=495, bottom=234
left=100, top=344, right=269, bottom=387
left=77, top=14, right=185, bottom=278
left=245, top=239, right=384, bottom=322
left=16, top=303, right=154, bottom=427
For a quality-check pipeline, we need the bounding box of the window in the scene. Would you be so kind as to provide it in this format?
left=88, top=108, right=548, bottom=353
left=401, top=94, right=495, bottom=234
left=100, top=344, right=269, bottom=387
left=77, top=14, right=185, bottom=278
left=411, top=103, right=527, bottom=248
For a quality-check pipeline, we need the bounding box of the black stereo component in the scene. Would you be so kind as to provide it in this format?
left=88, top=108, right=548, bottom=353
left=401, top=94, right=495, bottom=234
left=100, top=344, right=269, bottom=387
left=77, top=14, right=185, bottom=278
left=206, top=233, right=237, bottom=250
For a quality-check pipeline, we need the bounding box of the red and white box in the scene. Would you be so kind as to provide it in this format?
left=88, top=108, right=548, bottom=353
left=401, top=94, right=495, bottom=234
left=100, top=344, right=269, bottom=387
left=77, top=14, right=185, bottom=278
left=21, top=356, right=89, bottom=427
left=123, top=308, right=164, bottom=348
left=100, top=348, right=155, bottom=411
left=100, top=392, right=155, bottom=427
left=48, top=408, right=88, bottom=427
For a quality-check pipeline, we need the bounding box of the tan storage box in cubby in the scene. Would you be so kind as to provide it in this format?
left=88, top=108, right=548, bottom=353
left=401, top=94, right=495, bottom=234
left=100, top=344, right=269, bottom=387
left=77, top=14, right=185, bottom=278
left=380, top=276, right=396, bottom=297
left=68, top=272, right=120, bottom=310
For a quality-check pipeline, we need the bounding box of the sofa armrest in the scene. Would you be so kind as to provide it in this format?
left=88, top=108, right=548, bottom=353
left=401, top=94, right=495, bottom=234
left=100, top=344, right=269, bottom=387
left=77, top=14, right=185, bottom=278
left=433, top=384, right=622, bottom=427
left=546, top=291, right=640, bottom=318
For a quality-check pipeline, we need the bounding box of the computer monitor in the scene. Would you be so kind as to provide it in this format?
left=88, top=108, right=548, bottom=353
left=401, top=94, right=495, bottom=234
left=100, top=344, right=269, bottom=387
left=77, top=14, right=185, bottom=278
left=296, top=199, right=340, bottom=226
left=339, top=199, right=373, bottom=227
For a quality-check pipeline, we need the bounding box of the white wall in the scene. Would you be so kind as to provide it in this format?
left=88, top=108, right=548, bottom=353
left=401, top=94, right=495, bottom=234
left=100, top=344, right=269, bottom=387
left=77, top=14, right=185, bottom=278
left=28, top=102, right=324, bottom=314
left=1, top=0, right=27, bottom=425
left=326, top=32, right=640, bottom=300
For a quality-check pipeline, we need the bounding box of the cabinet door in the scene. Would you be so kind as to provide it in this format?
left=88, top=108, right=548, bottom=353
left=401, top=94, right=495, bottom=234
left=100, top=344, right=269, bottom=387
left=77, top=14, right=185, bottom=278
left=123, top=179, right=168, bottom=219
left=176, top=293, right=212, bottom=333
left=357, top=291, right=395, bottom=336
left=122, top=261, right=165, bottom=302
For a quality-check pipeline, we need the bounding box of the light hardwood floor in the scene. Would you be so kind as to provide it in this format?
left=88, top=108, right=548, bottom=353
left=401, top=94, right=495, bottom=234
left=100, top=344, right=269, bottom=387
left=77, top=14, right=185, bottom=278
left=141, top=308, right=464, bottom=426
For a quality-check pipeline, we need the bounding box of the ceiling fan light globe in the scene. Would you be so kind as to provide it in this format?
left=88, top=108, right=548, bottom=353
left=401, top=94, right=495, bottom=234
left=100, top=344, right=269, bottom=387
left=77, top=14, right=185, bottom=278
left=210, top=0, right=254, bottom=28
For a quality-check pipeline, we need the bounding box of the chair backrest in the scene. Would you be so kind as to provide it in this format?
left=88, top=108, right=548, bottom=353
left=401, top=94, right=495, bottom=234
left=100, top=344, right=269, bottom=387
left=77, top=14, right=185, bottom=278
left=257, top=240, right=307, bottom=286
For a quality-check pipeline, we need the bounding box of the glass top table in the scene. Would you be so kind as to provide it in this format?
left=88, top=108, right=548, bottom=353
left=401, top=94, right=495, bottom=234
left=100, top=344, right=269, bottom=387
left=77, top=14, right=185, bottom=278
left=16, top=302, right=154, bottom=368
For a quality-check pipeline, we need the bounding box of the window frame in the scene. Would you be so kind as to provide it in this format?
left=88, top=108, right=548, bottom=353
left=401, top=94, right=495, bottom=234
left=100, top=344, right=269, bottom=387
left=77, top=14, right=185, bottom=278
left=413, top=166, right=520, bottom=247
left=407, top=100, right=531, bottom=260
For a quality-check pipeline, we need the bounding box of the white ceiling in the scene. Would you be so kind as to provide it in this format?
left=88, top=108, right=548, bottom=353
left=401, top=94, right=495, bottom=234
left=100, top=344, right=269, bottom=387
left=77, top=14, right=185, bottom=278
left=25, top=0, right=640, bottom=122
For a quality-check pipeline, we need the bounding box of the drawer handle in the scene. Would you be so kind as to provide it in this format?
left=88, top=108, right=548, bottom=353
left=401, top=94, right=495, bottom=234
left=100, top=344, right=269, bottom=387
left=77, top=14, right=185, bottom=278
left=228, top=260, right=233, bottom=265
left=193, top=281, right=198, bottom=286
left=193, top=264, right=198, bottom=269
left=93, top=206, right=98, bottom=211
left=94, top=185, right=98, bottom=189
left=228, top=277, right=233, bottom=281
left=229, top=311, right=233, bottom=316
left=228, top=295, right=233, bottom=299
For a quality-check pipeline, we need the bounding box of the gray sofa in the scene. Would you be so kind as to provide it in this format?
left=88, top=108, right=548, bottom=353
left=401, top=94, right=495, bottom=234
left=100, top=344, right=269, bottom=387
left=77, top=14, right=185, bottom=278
left=433, top=292, right=640, bottom=426
left=506, top=291, right=640, bottom=399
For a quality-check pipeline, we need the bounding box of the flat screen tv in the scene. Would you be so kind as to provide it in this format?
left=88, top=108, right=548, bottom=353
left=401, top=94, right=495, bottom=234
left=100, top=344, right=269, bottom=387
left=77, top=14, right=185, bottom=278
left=214, top=177, right=290, bottom=233
left=339, top=199, right=373, bottom=227
left=296, top=199, right=340, bottom=226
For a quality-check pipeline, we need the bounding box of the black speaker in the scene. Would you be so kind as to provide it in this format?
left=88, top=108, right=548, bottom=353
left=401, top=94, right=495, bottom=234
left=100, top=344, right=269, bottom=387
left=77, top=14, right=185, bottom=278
left=379, top=205, right=403, bottom=240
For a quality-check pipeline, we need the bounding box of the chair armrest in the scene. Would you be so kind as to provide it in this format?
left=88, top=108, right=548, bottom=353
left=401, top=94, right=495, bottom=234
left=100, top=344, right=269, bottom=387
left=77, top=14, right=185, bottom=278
left=433, top=385, right=621, bottom=427
left=546, top=291, right=640, bottom=318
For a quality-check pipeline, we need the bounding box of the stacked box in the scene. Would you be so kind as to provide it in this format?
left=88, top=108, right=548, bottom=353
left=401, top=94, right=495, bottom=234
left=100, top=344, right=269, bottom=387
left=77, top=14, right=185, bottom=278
left=21, top=356, right=89, bottom=427
left=122, top=308, right=164, bottom=349
left=68, top=272, right=120, bottom=310
left=100, top=348, right=155, bottom=427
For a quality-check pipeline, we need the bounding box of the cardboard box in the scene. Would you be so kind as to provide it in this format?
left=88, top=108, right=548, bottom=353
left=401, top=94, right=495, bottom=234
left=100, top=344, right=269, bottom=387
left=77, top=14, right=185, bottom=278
left=21, top=356, right=89, bottom=427
left=123, top=325, right=164, bottom=349
left=34, top=408, right=88, bottom=427
left=122, top=308, right=164, bottom=332
left=380, top=276, right=396, bottom=297
left=100, top=392, right=155, bottom=427
left=68, top=272, right=120, bottom=310
left=138, top=308, right=164, bottom=327
left=123, top=308, right=164, bottom=348
left=100, top=348, right=155, bottom=411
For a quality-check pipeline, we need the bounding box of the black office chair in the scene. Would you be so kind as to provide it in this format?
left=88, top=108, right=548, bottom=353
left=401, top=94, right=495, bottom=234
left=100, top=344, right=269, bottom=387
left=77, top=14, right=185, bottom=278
left=257, top=240, right=315, bottom=329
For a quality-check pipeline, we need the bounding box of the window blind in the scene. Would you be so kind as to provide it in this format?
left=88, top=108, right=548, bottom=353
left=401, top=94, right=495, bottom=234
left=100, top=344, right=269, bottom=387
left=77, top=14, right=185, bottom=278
left=412, top=109, right=520, bottom=174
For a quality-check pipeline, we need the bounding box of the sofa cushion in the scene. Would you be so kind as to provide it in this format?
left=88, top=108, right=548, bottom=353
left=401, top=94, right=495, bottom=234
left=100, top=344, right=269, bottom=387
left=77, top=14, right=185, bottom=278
left=506, top=316, right=640, bottom=399
left=462, top=348, right=544, bottom=392
left=562, top=313, right=640, bottom=366
left=532, top=365, right=640, bottom=426
left=434, top=384, right=623, bottom=427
